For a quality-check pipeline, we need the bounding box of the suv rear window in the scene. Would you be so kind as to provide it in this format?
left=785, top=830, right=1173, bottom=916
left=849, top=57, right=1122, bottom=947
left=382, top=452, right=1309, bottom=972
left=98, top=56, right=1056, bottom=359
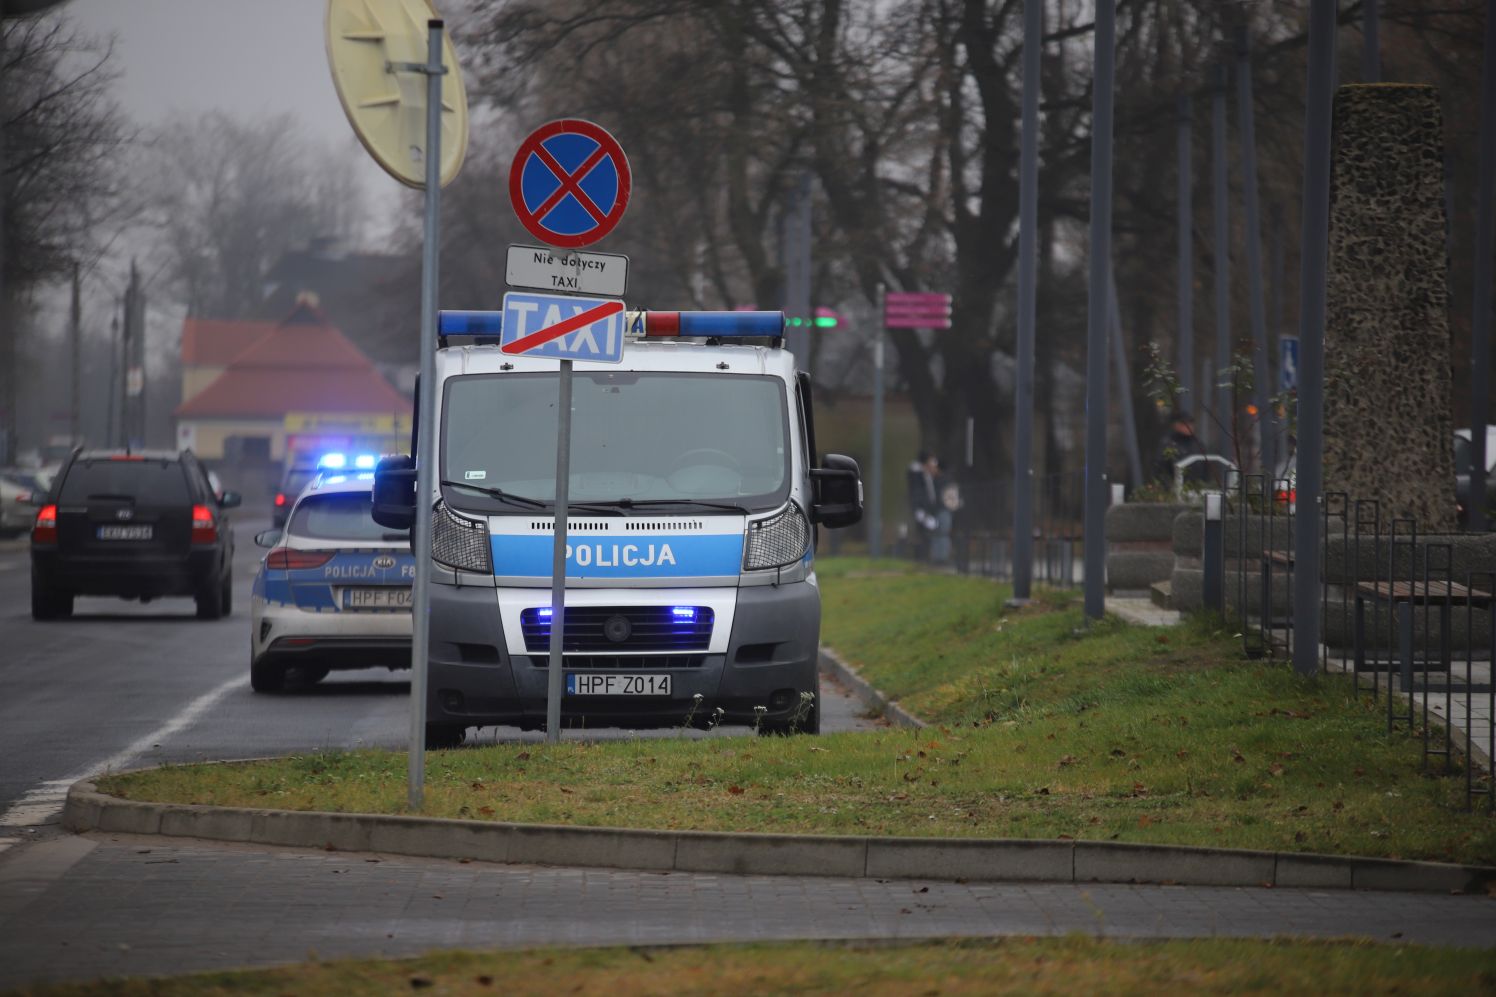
left=289, top=492, right=405, bottom=543
left=59, top=460, right=190, bottom=505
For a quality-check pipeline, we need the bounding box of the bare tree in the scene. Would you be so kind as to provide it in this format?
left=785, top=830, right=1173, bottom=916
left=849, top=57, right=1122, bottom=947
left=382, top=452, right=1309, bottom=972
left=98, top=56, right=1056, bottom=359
left=1, top=12, right=127, bottom=460
left=134, top=111, right=367, bottom=319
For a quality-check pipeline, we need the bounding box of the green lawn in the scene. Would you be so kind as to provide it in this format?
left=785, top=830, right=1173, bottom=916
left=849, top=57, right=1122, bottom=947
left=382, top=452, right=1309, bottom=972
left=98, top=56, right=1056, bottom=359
left=18, top=938, right=1496, bottom=996
left=100, top=559, right=1496, bottom=864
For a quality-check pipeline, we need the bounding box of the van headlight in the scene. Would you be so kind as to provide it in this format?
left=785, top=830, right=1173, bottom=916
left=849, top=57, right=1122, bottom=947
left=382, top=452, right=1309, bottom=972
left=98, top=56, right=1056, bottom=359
left=743, top=501, right=809, bottom=571
left=432, top=501, right=492, bottom=573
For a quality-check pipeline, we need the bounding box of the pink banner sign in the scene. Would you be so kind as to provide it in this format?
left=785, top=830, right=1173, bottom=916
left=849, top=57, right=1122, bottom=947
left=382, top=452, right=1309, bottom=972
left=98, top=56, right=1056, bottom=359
left=884, top=291, right=951, bottom=329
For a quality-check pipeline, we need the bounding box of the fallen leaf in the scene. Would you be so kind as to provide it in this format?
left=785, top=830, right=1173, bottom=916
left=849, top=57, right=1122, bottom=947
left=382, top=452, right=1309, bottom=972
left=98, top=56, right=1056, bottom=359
left=478, top=805, right=495, bottom=816
left=1110, top=748, right=1126, bottom=758
left=476, top=976, right=494, bottom=987
left=1269, top=764, right=1285, bottom=777
left=1137, top=815, right=1152, bottom=828
left=410, top=977, right=433, bottom=989
left=471, top=781, right=486, bottom=790
left=1176, top=749, right=1189, bottom=759
left=1058, top=754, right=1077, bottom=768
left=1037, top=787, right=1051, bottom=796
left=516, top=752, right=531, bottom=762
left=727, top=785, right=745, bottom=795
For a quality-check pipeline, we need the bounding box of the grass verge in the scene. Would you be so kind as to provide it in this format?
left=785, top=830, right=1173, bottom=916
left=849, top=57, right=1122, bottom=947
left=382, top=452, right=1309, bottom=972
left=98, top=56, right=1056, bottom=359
left=18, top=938, right=1496, bottom=996
left=100, top=558, right=1496, bottom=864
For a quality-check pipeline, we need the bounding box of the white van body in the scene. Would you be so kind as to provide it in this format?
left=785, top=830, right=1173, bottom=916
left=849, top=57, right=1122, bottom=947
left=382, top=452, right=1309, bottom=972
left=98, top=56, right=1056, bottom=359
left=412, top=335, right=855, bottom=740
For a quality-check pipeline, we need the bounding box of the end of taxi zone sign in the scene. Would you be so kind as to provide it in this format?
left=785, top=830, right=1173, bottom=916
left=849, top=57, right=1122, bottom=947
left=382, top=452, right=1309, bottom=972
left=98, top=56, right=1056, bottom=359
left=507, top=245, right=628, bottom=298
left=500, top=291, right=626, bottom=363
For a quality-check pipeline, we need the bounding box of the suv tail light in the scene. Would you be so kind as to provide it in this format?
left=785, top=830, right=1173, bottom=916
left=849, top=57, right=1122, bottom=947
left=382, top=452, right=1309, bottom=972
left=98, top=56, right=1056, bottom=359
left=267, top=548, right=335, bottom=570
left=191, top=503, right=217, bottom=544
left=274, top=492, right=287, bottom=508
left=32, top=504, right=58, bottom=544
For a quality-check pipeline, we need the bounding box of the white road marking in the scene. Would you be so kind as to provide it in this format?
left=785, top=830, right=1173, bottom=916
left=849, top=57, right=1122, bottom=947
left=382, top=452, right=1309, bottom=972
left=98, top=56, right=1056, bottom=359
left=0, top=673, right=246, bottom=829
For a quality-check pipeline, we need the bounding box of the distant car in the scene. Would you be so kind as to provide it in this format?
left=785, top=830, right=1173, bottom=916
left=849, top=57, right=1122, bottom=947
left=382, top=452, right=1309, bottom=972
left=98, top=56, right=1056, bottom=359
left=250, top=471, right=413, bottom=692
left=29, top=449, right=241, bottom=620
left=1, top=472, right=37, bottom=536
left=272, top=452, right=379, bottom=527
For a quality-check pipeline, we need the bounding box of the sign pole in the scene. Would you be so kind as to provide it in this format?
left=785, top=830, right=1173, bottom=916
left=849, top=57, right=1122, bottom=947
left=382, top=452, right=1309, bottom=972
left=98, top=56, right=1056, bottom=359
left=870, top=284, right=885, bottom=559
left=408, top=18, right=445, bottom=810
left=546, top=360, right=573, bottom=743
left=1012, top=0, right=1040, bottom=604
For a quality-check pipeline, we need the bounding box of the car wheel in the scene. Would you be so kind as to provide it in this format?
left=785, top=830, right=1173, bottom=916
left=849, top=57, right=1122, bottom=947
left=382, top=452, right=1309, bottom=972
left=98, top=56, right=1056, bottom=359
left=295, top=666, right=329, bottom=686
left=30, top=572, right=72, bottom=621
left=219, top=572, right=233, bottom=617
left=195, top=577, right=225, bottom=620
left=250, top=657, right=286, bottom=693
left=425, top=723, right=466, bottom=750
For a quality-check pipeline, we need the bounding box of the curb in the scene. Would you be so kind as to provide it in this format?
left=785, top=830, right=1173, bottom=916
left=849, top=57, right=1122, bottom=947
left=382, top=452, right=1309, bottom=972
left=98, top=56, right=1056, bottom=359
left=819, top=647, right=925, bottom=729
left=63, top=780, right=1496, bottom=895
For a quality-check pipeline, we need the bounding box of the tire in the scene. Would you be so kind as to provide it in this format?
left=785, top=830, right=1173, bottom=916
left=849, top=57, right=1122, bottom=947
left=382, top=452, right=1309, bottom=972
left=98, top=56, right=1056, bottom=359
left=425, top=723, right=466, bottom=750
left=30, top=572, right=72, bottom=621
left=295, top=666, right=329, bottom=686
left=195, top=576, right=224, bottom=620
left=30, top=587, right=73, bottom=621
left=219, top=572, right=233, bottom=617
left=250, top=657, right=286, bottom=693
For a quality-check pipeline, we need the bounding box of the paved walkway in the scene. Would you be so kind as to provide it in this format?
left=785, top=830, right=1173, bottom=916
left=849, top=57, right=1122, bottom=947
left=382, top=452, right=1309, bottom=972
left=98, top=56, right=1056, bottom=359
left=1, top=833, right=1492, bottom=989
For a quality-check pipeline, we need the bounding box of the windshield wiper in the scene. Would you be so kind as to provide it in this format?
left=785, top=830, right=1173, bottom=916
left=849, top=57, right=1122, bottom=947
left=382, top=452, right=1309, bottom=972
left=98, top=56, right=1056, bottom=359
left=440, top=480, right=547, bottom=508
left=594, top=497, right=751, bottom=515
left=439, top=480, right=620, bottom=516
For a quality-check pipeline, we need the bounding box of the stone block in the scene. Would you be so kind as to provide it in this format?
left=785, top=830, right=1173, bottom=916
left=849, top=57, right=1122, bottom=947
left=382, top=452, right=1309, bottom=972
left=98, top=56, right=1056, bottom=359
left=95, top=799, right=162, bottom=835
left=159, top=805, right=253, bottom=842
left=1106, top=503, right=1193, bottom=542
left=1274, top=853, right=1353, bottom=889
left=1073, top=841, right=1274, bottom=887
left=865, top=838, right=1072, bottom=883
left=673, top=830, right=865, bottom=878
left=1350, top=857, right=1494, bottom=894
left=1106, top=551, right=1175, bottom=591
left=502, top=823, right=675, bottom=872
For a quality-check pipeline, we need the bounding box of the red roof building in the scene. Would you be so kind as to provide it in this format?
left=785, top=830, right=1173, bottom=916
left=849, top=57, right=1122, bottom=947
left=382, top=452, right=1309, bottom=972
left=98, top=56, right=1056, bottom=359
left=174, top=300, right=411, bottom=461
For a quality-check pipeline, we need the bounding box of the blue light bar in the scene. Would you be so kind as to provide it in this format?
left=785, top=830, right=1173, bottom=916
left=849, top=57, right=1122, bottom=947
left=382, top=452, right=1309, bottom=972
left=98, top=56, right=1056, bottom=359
left=640, top=311, right=786, bottom=338
left=536, top=607, right=553, bottom=619
left=353, top=454, right=377, bottom=470
left=439, top=310, right=504, bottom=336
left=671, top=606, right=697, bottom=620
left=318, top=453, right=346, bottom=469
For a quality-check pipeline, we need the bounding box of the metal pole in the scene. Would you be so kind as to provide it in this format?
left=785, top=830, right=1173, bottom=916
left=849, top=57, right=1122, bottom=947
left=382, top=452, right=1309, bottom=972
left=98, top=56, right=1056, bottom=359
left=1212, top=63, right=1231, bottom=453
left=1470, top=0, right=1496, bottom=533
left=785, top=173, right=813, bottom=367
left=1362, top=0, right=1381, bottom=83
left=870, top=283, right=885, bottom=559
left=1082, top=0, right=1116, bottom=621
left=106, top=305, right=119, bottom=448
left=1292, top=0, right=1337, bottom=678
left=408, top=19, right=445, bottom=808
left=1012, top=0, right=1041, bottom=603
left=1177, top=93, right=1194, bottom=412
left=1107, top=265, right=1143, bottom=489
left=69, top=264, right=81, bottom=444
left=1236, top=27, right=1274, bottom=477
left=546, top=360, right=572, bottom=743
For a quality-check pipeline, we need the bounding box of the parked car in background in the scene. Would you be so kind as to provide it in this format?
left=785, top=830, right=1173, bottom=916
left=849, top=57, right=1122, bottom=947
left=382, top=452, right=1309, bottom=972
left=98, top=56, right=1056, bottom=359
left=1454, top=426, right=1496, bottom=527
left=272, top=452, right=379, bottom=527
left=1, top=472, right=36, bottom=536
left=250, top=471, right=413, bottom=692
left=29, top=449, right=241, bottom=620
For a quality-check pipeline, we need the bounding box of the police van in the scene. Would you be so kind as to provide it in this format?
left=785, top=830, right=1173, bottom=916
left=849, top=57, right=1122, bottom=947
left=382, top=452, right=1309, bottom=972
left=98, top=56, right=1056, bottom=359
left=371, top=311, right=861, bottom=746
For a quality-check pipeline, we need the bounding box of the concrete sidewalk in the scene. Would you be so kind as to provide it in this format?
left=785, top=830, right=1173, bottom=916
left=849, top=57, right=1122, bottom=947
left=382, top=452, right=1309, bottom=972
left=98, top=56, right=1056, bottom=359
left=2, top=832, right=1494, bottom=990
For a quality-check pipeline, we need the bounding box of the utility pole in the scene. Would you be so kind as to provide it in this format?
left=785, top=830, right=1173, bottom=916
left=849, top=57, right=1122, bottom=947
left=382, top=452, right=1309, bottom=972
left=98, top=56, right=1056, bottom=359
left=1082, top=0, right=1116, bottom=621
left=1212, top=63, right=1231, bottom=453
left=1362, top=0, right=1381, bottom=83
left=1011, top=0, right=1042, bottom=603
left=1292, top=0, right=1338, bottom=677
left=1237, top=27, right=1274, bottom=476
left=1177, top=93, right=1194, bottom=412
left=69, top=263, right=81, bottom=444
left=783, top=173, right=813, bottom=369
left=870, top=283, right=886, bottom=559
left=1470, top=0, right=1496, bottom=532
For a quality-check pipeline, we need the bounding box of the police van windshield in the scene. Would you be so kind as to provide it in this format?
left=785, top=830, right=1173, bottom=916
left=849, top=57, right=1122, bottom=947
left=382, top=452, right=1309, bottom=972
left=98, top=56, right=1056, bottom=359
left=442, top=371, right=789, bottom=512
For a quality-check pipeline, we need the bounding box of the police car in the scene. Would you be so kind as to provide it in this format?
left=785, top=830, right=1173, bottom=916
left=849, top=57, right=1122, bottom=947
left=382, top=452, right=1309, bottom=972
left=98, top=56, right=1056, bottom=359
left=370, top=310, right=862, bottom=746
left=250, top=469, right=414, bottom=692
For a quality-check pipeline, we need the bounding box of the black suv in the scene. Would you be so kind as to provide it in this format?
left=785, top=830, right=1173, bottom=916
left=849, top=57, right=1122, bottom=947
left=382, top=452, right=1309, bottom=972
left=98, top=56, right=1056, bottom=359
left=29, top=449, right=241, bottom=620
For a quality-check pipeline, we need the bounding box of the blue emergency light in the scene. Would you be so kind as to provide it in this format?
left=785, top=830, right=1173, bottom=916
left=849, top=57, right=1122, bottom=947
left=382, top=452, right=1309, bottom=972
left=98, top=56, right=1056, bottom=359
left=318, top=453, right=346, bottom=469
left=437, top=309, right=787, bottom=340
left=354, top=454, right=377, bottom=470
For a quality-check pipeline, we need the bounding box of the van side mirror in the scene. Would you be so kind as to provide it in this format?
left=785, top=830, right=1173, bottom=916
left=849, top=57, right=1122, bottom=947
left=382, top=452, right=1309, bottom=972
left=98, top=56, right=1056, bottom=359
left=810, top=453, right=863, bottom=529
left=372, top=454, right=418, bottom=530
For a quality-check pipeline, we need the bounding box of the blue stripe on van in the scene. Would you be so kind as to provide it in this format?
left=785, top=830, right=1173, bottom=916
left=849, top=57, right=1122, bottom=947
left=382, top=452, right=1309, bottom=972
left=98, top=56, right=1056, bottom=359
left=491, top=533, right=743, bottom=579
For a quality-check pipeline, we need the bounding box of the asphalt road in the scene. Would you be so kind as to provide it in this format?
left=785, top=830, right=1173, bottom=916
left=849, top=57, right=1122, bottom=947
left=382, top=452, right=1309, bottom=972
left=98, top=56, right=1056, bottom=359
left=0, top=518, right=878, bottom=834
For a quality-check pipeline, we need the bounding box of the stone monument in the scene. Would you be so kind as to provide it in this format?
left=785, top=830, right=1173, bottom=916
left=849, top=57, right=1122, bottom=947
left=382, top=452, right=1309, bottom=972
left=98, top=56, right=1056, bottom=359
left=1323, top=84, right=1456, bottom=532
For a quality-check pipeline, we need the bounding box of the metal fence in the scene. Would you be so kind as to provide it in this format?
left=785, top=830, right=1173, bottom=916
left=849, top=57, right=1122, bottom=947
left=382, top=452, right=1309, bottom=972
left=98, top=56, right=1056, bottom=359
left=1225, top=475, right=1494, bottom=810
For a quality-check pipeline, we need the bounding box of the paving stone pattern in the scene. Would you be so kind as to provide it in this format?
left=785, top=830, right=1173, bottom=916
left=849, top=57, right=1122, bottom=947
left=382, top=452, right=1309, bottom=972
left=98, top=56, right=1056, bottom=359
left=1, top=835, right=1493, bottom=989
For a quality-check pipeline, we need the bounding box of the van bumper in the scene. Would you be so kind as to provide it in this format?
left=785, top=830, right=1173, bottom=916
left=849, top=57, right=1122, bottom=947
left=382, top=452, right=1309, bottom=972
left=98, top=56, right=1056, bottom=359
left=425, top=580, right=820, bottom=731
